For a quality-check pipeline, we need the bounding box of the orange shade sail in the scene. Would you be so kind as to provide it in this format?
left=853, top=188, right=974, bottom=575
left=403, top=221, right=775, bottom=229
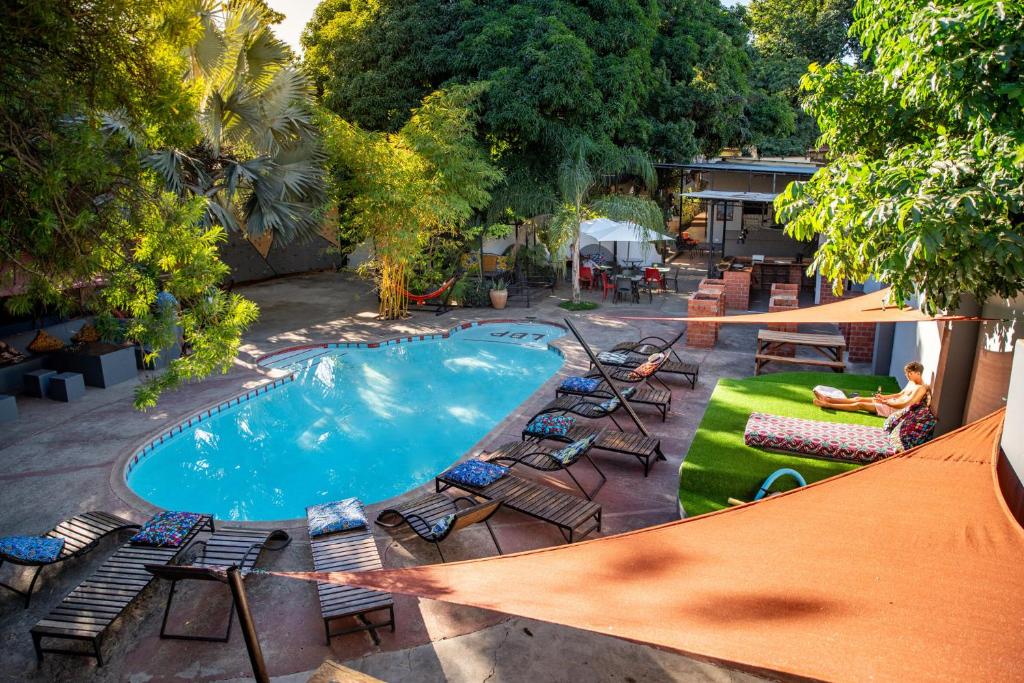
left=277, top=410, right=1023, bottom=682
left=617, top=287, right=988, bottom=324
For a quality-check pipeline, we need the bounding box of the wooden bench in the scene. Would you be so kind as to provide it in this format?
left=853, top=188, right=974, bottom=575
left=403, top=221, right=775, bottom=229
left=31, top=514, right=213, bottom=665
left=308, top=515, right=394, bottom=646
left=755, top=330, right=846, bottom=375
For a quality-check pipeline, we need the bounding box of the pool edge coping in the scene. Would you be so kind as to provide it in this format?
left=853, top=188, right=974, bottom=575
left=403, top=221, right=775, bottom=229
left=109, top=317, right=581, bottom=529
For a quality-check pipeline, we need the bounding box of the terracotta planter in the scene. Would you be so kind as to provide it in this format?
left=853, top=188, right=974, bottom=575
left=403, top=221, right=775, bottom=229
left=489, top=289, right=508, bottom=309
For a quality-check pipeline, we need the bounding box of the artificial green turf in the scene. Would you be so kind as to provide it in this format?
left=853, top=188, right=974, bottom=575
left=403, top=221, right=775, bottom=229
left=678, top=371, right=901, bottom=517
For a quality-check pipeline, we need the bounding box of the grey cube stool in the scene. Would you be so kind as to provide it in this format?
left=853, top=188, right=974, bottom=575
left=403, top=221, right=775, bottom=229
left=23, top=368, right=58, bottom=398
left=0, top=394, right=16, bottom=422
left=48, top=372, right=85, bottom=402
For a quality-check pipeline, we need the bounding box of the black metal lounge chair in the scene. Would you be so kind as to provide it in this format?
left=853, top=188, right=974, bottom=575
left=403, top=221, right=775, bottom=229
left=155, top=527, right=291, bottom=642
left=30, top=514, right=214, bottom=666
left=523, top=397, right=667, bottom=476
left=376, top=494, right=504, bottom=562
left=0, top=511, right=140, bottom=608
left=606, top=329, right=700, bottom=389
left=481, top=440, right=607, bottom=500
left=436, top=470, right=601, bottom=543
left=556, top=379, right=672, bottom=421
left=307, top=508, right=395, bottom=646
left=596, top=349, right=700, bottom=389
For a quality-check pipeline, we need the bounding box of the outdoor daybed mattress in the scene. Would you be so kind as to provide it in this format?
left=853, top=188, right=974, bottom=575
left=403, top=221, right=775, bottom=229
left=744, top=412, right=896, bottom=463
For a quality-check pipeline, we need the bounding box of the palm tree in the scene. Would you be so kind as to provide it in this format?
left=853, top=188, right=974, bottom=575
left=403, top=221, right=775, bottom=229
left=552, top=137, right=661, bottom=303
left=146, top=0, right=326, bottom=241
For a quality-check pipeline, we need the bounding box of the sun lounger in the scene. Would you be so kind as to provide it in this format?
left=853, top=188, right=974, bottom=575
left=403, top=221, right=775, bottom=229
left=556, top=377, right=671, bottom=421
left=744, top=413, right=896, bottom=463
left=376, top=494, right=503, bottom=562
left=30, top=513, right=213, bottom=665
left=522, top=402, right=667, bottom=476
left=307, top=504, right=394, bottom=645
left=610, top=329, right=685, bottom=356
left=0, top=511, right=140, bottom=608
left=436, top=468, right=601, bottom=543
left=155, top=527, right=291, bottom=642
left=604, top=329, right=699, bottom=388
left=482, top=439, right=607, bottom=499
left=595, top=352, right=699, bottom=389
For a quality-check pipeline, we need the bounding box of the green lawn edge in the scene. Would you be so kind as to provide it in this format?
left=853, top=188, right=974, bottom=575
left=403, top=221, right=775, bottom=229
left=679, top=371, right=901, bottom=517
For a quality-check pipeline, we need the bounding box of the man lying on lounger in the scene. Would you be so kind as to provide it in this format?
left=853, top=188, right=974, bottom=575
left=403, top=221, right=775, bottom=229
left=812, top=361, right=930, bottom=416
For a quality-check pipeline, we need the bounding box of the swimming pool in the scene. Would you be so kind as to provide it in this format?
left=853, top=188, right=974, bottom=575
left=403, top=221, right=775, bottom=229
left=125, top=322, right=565, bottom=521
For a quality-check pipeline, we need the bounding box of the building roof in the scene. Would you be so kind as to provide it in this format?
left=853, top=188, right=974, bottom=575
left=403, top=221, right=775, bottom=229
left=683, top=190, right=780, bottom=203
left=658, top=160, right=820, bottom=176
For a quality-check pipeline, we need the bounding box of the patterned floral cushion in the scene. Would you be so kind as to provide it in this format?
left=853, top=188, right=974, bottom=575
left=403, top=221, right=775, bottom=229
left=626, top=353, right=665, bottom=380
left=307, top=498, right=368, bottom=537
left=898, top=404, right=937, bottom=450
left=428, top=514, right=455, bottom=540
left=130, top=511, right=203, bottom=547
left=526, top=414, right=576, bottom=437
left=0, top=535, right=65, bottom=563
left=883, top=405, right=912, bottom=433
left=597, top=351, right=629, bottom=365
left=548, top=434, right=598, bottom=466
left=744, top=413, right=896, bottom=463
left=594, top=387, right=636, bottom=413
left=560, top=376, right=602, bottom=393
left=443, top=460, right=509, bottom=488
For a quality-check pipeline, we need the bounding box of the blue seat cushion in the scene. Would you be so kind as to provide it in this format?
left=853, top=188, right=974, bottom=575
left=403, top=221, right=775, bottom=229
left=428, top=514, right=456, bottom=540
left=526, top=414, right=576, bottom=437
left=560, top=376, right=601, bottom=393
left=307, top=498, right=368, bottom=537
left=443, top=460, right=509, bottom=488
left=130, top=511, right=203, bottom=547
left=549, top=434, right=598, bottom=466
left=0, top=535, right=64, bottom=563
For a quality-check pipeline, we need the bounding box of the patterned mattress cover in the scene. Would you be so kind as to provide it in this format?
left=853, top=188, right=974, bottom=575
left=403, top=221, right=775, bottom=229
left=744, top=412, right=896, bottom=463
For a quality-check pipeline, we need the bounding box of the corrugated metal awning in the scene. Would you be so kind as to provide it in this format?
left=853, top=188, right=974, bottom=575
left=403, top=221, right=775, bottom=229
left=683, top=190, right=779, bottom=203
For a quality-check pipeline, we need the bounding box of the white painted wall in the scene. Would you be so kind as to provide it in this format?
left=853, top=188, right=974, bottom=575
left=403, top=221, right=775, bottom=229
left=1002, top=339, right=1024, bottom=484
left=889, top=320, right=943, bottom=387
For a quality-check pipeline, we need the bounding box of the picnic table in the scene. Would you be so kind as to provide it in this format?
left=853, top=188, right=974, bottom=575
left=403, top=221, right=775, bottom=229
left=755, top=330, right=847, bottom=375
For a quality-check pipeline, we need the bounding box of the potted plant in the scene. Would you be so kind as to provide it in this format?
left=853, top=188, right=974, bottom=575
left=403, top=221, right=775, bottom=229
left=489, top=278, right=508, bottom=309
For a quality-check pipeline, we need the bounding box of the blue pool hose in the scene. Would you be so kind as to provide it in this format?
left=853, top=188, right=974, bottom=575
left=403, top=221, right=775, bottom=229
left=753, top=468, right=807, bottom=501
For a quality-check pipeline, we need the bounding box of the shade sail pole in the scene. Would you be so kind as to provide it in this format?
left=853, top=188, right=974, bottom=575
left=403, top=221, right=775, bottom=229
left=563, top=318, right=650, bottom=438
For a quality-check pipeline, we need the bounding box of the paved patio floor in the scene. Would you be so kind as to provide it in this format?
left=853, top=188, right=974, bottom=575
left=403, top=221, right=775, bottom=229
left=0, top=260, right=866, bottom=682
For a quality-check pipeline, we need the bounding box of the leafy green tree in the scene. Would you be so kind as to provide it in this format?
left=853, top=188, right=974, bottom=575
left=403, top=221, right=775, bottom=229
left=319, top=84, right=502, bottom=319
left=748, top=0, right=856, bottom=64
left=775, top=0, right=1024, bottom=312
left=1, top=0, right=259, bottom=408
left=143, top=0, right=327, bottom=241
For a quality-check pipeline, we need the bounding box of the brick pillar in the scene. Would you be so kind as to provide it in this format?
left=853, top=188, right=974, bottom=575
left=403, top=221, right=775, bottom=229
left=818, top=276, right=846, bottom=305
left=839, top=322, right=876, bottom=363
left=722, top=269, right=752, bottom=310
left=768, top=295, right=799, bottom=357
left=687, top=292, right=723, bottom=348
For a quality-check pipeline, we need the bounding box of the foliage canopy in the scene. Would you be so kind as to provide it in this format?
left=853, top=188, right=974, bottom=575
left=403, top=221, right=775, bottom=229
left=776, top=0, right=1024, bottom=312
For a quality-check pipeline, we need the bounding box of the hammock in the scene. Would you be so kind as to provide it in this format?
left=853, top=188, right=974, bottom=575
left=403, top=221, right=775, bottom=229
left=401, top=276, right=457, bottom=305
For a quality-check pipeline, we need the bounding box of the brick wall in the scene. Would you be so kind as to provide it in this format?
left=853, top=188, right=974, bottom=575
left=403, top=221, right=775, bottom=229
left=817, top=276, right=876, bottom=363
left=722, top=270, right=752, bottom=310
left=687, top=292, right=723, bottom=348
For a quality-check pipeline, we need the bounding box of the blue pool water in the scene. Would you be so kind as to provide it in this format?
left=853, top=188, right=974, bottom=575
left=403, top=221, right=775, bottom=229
left=127, top=323, right=565, bottom=521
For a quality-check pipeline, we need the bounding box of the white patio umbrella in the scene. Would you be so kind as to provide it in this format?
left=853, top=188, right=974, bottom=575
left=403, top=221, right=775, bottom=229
left=579, top=217, right=673, bottom=266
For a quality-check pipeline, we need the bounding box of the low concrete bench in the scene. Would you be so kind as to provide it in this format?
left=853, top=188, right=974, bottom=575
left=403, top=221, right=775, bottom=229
left=23, top=368, right=58, bottom=398
left=0, top=394, right=16, bottom=422
left=48, top=373, right=85, bottom=402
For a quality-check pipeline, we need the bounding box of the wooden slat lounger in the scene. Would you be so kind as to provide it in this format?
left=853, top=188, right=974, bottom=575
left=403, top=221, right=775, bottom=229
left=156, top=526, right=291, bottom=642
left=436, top=471, right=602, bottom=543
left=30, top=514, right=214, bottom=666
left=556, top=382, right=672, bottom=421
left=1, top=511, right=140, bottom=608
left=525, top=396, right=668, bottom=475
left=376, top=494, right=503, bottom=562
left=308, top=510, right=394, bottom=646
left=481, top=441, right=607, bottom=499
left=607, top=331, right=700, bottom=388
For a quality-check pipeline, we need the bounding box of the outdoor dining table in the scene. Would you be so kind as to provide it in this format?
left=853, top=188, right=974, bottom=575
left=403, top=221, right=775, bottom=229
left=755, top=329, right=847, bottom=375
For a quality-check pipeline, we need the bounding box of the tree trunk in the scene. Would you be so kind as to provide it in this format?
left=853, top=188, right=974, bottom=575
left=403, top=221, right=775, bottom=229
left=571, top=226, right=581, bottom=304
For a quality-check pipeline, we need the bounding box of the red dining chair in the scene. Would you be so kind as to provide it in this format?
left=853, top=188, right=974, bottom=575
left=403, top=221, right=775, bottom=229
left=579, top=266, right=594, bottom=290
left=600, top=271, right=616, bottom=300
left=644, top=267, right=664, bottom=295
